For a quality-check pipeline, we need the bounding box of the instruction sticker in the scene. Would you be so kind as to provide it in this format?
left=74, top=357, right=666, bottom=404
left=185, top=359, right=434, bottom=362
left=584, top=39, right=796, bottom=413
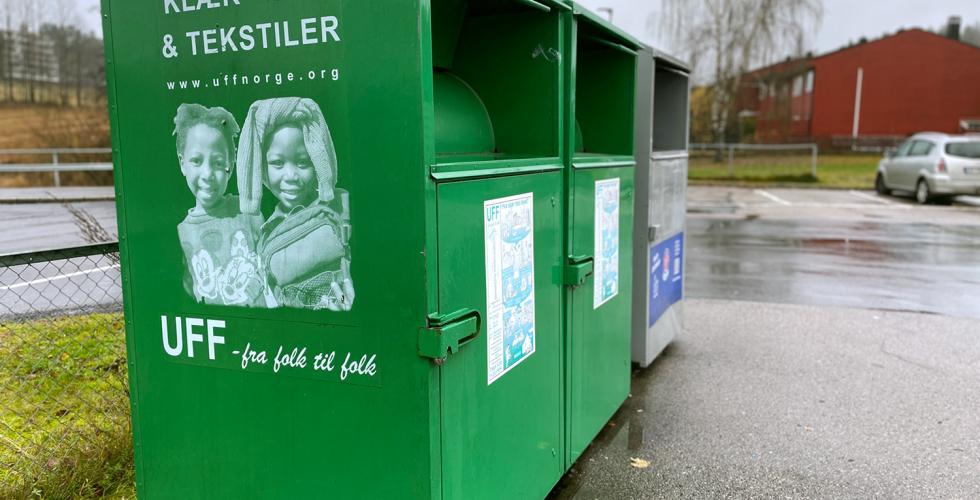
left=594, top=178, right=620, bottom=309
left=484, top=193, right=536, bottom=385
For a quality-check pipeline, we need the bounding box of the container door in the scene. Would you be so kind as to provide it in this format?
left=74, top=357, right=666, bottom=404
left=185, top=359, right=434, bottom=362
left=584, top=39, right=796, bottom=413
left=564, top=10, right=638, bottom=463
left=436, top=172, right=564, bottom=500
left=566, top=164, right=634, bottom=461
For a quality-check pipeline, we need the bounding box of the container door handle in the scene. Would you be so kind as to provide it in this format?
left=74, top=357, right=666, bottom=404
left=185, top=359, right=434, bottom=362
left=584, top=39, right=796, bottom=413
left=648, top=225, right=660, bottom=242
left=564, top=255, right=594, bottom=287
left=419, top=309, right=482, bottom=364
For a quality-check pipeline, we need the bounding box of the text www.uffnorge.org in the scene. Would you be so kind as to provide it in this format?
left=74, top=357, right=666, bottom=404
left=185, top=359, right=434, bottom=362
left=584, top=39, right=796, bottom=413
left=166, top=68, right=340, bottom=91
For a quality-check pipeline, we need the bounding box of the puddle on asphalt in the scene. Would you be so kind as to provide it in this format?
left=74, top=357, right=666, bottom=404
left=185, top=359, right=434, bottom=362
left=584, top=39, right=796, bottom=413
left=687, top=203, right=737, bottom=215
left=688, top=218, right=980, bottom=319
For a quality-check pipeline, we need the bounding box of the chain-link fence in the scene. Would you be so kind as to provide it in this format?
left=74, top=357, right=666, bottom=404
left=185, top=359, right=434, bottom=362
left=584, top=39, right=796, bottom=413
left=689, top=143, right=818, bottom=180
left=0, top=242, right=133, bottom=498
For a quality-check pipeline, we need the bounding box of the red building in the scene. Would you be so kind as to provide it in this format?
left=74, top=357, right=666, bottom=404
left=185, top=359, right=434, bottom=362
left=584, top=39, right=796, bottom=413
left=740, top=29, right=980, bottom=147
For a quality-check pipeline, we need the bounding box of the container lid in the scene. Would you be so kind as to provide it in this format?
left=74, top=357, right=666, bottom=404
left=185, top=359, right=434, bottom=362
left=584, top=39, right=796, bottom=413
left=652, top=49, right=691, bottom=74
left=571, top=2, right=644, bottom=51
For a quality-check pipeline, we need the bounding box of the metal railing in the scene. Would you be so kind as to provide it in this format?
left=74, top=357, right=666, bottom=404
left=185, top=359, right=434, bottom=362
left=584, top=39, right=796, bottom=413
left=0, top=148, right=113, bottom=187
left=0, top=242, right=130, bottom=497
left=690, top=142, right=818, bottom=178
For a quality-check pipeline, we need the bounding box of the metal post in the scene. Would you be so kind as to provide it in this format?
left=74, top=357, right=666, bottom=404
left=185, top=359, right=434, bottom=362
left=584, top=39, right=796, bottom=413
left=727, top=145, right=735, bottom=178
left=810, top=145, right=818, bottom=178
left=52, top=151, right=60, bottom=187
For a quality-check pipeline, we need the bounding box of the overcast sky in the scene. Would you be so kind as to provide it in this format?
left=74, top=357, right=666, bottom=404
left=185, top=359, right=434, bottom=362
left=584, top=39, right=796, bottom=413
left=79, top=0, right=976, bottom=62
left=578, top=0, right=978, bottom=61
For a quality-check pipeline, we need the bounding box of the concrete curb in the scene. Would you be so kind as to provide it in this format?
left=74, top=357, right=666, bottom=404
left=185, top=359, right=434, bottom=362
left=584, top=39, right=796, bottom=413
left=0, top=196, right=116, bottom=204
left=0, top=187, right=116, bottom=204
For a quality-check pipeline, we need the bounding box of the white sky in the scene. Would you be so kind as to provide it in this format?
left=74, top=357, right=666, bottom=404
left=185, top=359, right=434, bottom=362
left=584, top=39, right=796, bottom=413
left=79, top=0, right=977, bottom=61
left=77, top=0, right=102, bottom=36
left=577, top=0, right=978, bottom=63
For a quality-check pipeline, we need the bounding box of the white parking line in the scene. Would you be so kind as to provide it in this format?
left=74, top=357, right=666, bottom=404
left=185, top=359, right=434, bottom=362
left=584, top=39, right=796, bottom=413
left=754, top=189, right=792, bottom=206
left=848, top=190, right=895, bottom=205
left=957, top=196, right=980, bottom=207
left=0, top=264, right=120, bottom=291
left=779, top=202, right=911, bottom=210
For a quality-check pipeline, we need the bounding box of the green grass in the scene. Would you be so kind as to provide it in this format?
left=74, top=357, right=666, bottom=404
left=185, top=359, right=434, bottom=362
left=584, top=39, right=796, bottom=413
left=0, top=313, right=136, bottom=499
left=689, top=153, right=880, bottom=189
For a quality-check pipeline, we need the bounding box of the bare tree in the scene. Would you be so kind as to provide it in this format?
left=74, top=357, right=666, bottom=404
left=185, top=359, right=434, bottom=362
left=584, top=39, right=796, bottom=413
left=47, top=0, right=79, bottom=104
left=935, top=20, right=980, bottom=48
left=1, top=0, right=20, bottom=101
left=16, top=0, right=39, bottom=103
left=964, top=22, right=980, bottom=48
left=61, top=199, right=118, bottom=250
left=658, top=0, right=822, bottom=144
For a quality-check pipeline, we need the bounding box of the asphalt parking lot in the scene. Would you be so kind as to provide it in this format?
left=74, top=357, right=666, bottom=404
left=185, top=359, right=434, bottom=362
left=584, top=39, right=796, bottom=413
left=551, top=187, right=980, bottom=499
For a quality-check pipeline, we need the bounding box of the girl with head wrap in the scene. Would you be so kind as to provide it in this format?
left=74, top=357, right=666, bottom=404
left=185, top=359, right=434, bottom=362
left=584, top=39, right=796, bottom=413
left=238, top=97, right=354, bottom=311
left=173, top=103, right=266, bottom=307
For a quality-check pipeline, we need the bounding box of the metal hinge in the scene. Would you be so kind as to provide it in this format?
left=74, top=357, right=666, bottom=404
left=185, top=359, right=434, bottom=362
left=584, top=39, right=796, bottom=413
left=419, top=309, right=481, bottom=365
left=564, top=255, right=594, bottom=287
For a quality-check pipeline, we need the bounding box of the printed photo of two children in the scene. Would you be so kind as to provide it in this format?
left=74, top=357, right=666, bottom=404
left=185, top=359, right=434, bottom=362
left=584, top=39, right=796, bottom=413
left=174, top=97, right=354, bottom=312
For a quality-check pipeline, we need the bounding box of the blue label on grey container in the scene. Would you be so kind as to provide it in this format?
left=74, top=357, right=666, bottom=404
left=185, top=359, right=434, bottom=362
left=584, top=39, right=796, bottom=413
left=648, top=232, right=684, bottom=327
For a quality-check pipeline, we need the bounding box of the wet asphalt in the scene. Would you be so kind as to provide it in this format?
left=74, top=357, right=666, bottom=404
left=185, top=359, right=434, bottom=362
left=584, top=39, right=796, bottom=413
left=551, top=300, right=980, bottom=499
left=550, top=187, right=980, bottom=499
left=687, top=217, right=980, bottom=320
left=685, top=187, right=980, bottom=320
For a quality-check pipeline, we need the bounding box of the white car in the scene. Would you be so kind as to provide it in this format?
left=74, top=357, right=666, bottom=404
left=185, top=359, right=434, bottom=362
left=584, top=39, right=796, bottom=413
left=876, top=132, right=980, bottom=204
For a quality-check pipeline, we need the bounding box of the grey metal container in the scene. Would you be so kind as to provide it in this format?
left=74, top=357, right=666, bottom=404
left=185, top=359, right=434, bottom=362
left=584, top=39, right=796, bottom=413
left=632, top=49, right=691, bottom=368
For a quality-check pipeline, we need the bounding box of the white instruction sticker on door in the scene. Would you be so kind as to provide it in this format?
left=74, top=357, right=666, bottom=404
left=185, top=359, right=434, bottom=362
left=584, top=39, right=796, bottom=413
left=484, top=192, right=536, bottom=385
left=594, top=178, right=620, bottom=309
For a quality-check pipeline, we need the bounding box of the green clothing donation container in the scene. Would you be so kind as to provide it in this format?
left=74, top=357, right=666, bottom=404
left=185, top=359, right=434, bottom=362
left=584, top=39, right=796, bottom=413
left=102, top=0, right=637, bottom=497
left=559, top=4, right=640, bottom=465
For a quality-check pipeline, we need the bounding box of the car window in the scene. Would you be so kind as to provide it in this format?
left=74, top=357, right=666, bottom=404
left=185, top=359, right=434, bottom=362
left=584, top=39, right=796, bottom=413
left=945, top=141, right=980, bottom=159
left=908, top=140, right=934, bottom=156
left=894, top=140, right=914, bottom=157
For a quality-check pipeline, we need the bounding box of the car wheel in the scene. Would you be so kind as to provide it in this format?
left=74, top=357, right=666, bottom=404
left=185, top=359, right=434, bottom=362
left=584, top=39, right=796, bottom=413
left=875, top=173, right=890, bottom=195
left=915, top=179, right=931, bottom=204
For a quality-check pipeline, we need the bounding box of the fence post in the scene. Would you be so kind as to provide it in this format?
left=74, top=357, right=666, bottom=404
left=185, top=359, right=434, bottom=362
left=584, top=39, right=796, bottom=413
left=727, top=145, right=735, bottom=178
left=810, top=145, right=818, bottom=178
left=52, top=151, right=60, bottom=187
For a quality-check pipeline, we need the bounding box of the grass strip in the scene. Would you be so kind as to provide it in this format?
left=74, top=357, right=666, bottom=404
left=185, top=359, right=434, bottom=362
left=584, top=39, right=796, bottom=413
left=0, top=313, right=135, bottom=499
left=689, top=154, right=879, bottom=189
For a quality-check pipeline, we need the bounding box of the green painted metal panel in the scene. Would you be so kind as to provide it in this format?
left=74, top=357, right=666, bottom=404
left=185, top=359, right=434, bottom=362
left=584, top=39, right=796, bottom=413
left=103, top=0, right=650, bottom=495
left=102, top=0, right=431, bottom=497
left=429, top=1, right=568, bottom=496
left=560, top=2, right=638, bottom=467
left=565, top=165, right=634, bottom=461
left=103, top=0, right=573, bottom=498
left=447, top=9, right=562, bottom=160
left=436, top=173, right=565, bottom=499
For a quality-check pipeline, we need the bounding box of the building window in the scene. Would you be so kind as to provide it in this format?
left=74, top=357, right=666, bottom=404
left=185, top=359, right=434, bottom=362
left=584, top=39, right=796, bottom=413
left=805, top=70, right=814, bottom=94
left=792, top=75, right=804, bottom=97
left=759, top=80, right=768, bottom=101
